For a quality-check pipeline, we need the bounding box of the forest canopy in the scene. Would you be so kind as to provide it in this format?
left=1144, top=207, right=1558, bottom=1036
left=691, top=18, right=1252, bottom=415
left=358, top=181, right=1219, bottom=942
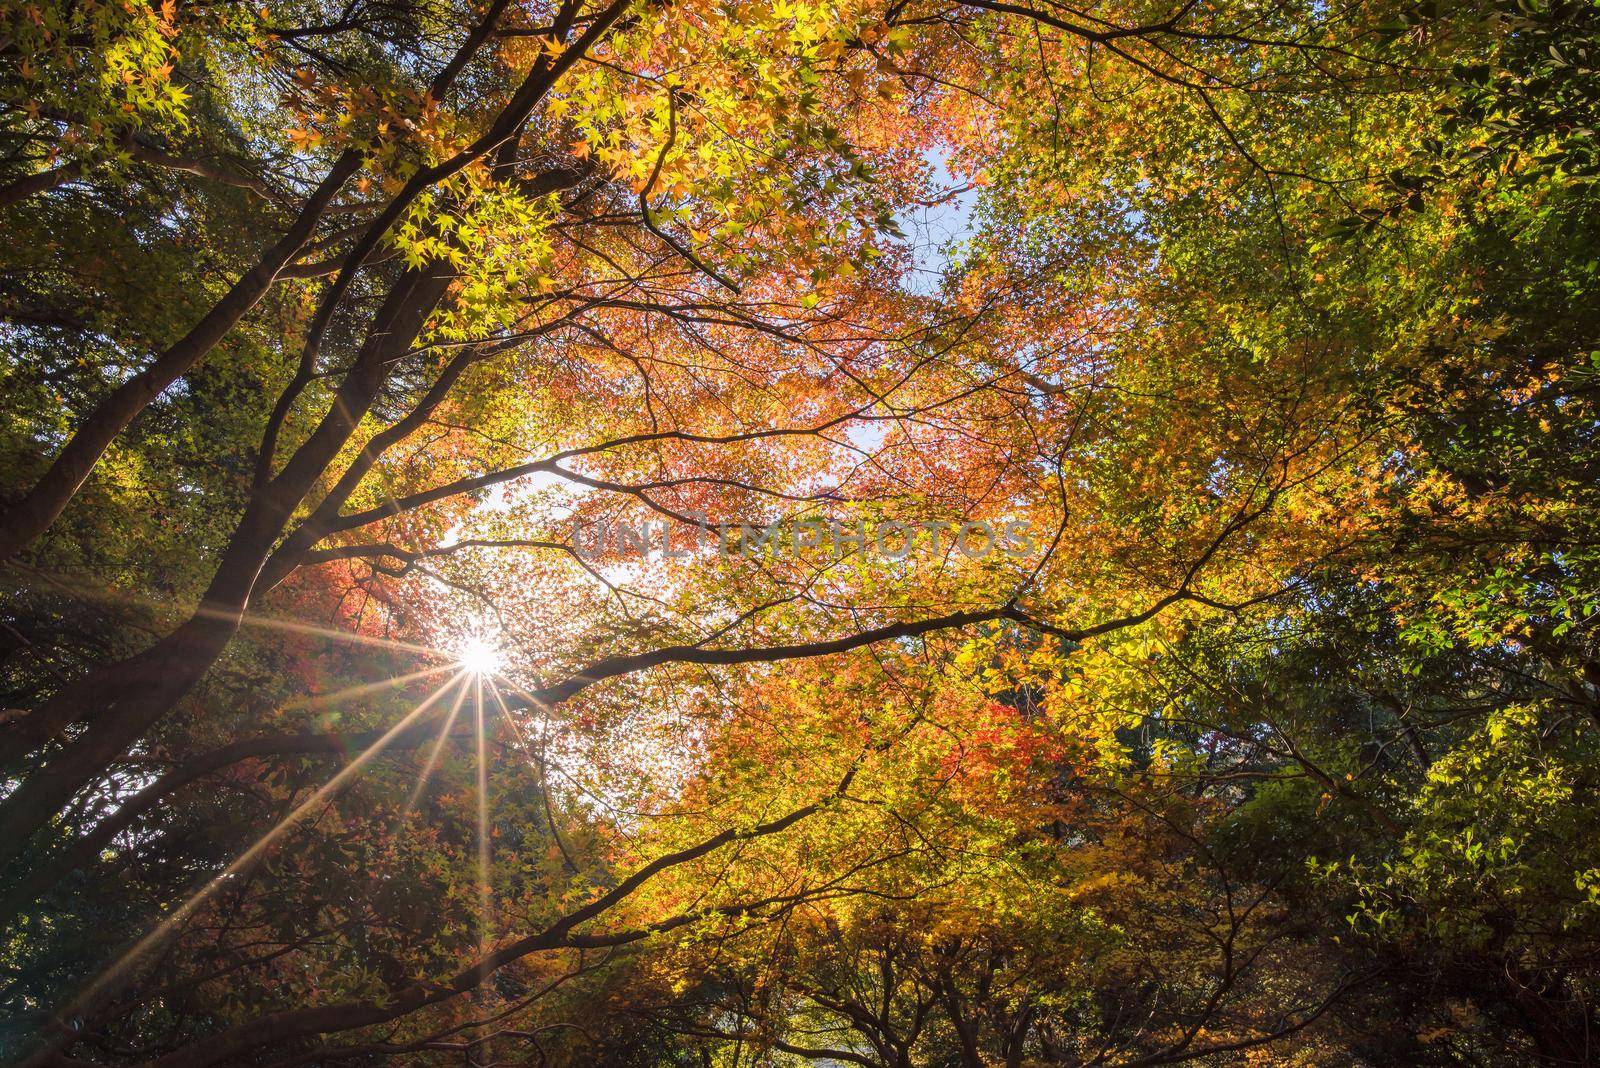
left=2, top=0, right=1598, bottom=1063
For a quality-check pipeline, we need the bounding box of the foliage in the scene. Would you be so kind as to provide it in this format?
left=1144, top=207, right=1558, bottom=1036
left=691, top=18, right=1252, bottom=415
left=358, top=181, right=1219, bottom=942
left=2, top=0, right=1599, bottom=1065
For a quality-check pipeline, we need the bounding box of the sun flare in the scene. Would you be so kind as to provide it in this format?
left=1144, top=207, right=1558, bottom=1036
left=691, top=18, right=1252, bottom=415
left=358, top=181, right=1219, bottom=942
left=456, top=636, right=504, bottom=677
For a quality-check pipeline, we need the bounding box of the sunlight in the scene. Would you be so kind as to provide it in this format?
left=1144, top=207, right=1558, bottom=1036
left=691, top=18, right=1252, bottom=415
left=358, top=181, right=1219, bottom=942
left=456, top=635, right=504, bottom=677
left=403, top=678, right=472, bottom=815
left=61, top=671, right=469, bottom=1020
left=473, top=675, right=494, bottom=977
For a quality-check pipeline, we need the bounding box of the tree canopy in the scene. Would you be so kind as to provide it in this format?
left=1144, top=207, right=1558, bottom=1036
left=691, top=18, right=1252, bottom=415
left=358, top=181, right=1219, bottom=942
left=2, top=0, right=1598, bottom=1064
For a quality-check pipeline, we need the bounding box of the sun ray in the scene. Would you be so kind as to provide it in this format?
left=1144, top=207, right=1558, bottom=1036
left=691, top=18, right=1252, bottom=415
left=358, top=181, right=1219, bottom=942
left=210, top=606, right=449, bottom=659
left=15, top=565, right=454, bottom=659
left=282, top=663, right=455, bottom=714
left=486, top=678, right=555, bottom=783
left=403, top=676, right=472, bottom=815
left=487, top=678, right=581, bottom=876
left=58, top=670, right=470, bottom=1022
left=471, top=675, right=496, bottom=1068
left=474, top=673, right=493, bottom=961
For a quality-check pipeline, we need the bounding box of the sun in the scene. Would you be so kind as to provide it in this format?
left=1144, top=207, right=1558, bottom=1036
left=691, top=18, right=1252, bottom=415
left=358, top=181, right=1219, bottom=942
left=456, top=636, right=504, bottom=677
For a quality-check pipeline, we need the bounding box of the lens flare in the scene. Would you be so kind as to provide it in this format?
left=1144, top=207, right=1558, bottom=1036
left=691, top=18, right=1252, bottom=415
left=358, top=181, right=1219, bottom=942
left=456, top=636, right=503, bottom=677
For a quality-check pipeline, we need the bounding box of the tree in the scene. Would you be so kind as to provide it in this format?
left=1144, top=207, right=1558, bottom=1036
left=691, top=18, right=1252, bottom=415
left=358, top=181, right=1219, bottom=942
left=4, top=0, right=1598, bottom=1064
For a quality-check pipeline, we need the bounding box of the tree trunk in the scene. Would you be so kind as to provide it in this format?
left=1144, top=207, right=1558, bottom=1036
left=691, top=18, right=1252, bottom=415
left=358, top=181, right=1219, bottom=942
left=0, top=263, right=453, bottom=865
left=0, top=152, right=362, bottom=563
